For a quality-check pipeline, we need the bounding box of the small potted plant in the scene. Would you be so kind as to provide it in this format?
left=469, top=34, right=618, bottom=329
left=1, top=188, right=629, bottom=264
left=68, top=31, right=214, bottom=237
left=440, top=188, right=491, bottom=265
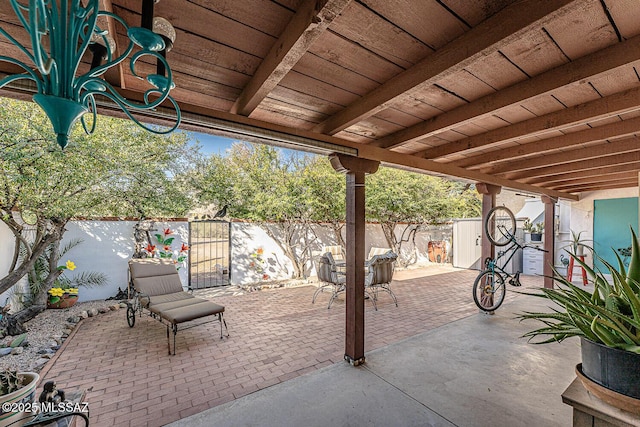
left=0, top=370, right=39, bottom=427
left=46, top=284, right=79, bottom=309
left=518, top=226, right=640, bottom=412
left=46, top=260, right=79, bottom=309
left=564, top=229, right=590, bottom=257
left=523, top=219, right=544, bottom=242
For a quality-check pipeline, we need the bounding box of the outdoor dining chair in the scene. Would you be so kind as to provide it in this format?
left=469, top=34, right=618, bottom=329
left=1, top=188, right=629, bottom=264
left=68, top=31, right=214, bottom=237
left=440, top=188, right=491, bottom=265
left=312, top=252, right=346, bottom=309
left=366, top=247, right=393, bottom=263
left=322, top=245, right=345, bottom=262
left=365, top=252, right=398, bottom=310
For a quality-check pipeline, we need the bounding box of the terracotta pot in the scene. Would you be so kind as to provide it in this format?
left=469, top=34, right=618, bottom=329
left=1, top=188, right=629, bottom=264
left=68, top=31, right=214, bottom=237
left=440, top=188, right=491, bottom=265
left=47, top=293, right=78, bottom=309
left=0, top=372, right=39, bottom=427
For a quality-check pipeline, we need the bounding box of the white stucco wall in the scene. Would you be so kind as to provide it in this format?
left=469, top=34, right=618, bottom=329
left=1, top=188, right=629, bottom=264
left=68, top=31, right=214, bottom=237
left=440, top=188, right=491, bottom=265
left=230, top=221, right=450, bottom=285
left=63, top=220, right=188, bottom=301
left=1, top=218, right=449, bottom=301
left=0, top=221, right=17, bottom=307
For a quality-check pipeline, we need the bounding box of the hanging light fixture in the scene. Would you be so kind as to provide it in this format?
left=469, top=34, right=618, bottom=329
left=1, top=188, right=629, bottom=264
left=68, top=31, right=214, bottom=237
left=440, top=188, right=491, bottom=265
left=0, top=0, right=181, bottom=149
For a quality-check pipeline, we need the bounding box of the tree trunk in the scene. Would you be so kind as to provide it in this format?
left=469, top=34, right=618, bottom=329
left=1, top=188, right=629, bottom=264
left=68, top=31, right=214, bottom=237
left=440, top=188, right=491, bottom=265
left=330, top=222, right=345, bottom=249
left=0, top=219, right=66, bottom=296
left=380, top=223, right=398, bottom=254
left=0, top=305, right=46, bottom=337
left=262, top=221, right=315, bottom=279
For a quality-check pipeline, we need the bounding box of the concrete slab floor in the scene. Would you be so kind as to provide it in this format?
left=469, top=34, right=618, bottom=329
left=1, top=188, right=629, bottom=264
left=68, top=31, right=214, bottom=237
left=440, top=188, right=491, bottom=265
left=171, top=292, right=581, bottom=427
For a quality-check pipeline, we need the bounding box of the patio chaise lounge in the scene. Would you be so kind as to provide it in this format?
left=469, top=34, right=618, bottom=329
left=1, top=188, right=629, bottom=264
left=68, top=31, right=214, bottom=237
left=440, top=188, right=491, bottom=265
left=127, top=258, right=229, bottom=355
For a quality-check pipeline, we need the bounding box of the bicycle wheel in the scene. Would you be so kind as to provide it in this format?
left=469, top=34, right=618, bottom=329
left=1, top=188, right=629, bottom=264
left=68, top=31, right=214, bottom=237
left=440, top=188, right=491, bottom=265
left=485, top=206, right=516, bottom=246
left=126, top=305, right=136, bottom=327
left=473, top=270, right=506, bottom=312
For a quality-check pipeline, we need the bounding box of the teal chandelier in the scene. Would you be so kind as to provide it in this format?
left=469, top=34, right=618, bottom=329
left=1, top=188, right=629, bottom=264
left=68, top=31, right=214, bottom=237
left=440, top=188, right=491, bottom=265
left=0, top=0, right=181, bottom=149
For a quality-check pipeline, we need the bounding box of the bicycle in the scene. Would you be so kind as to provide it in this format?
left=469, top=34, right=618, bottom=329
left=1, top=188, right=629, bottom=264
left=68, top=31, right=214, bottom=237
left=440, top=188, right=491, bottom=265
left=472, top=206, right=546, bottom=312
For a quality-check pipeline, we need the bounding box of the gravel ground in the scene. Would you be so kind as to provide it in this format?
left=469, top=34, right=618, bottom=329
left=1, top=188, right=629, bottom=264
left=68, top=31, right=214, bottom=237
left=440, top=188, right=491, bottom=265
left=0, top=300, right=119, bottom=373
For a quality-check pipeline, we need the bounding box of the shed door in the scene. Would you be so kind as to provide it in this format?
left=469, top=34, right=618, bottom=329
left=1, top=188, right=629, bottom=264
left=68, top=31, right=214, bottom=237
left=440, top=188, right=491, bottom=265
left=453, top=219, right=482, bottom=270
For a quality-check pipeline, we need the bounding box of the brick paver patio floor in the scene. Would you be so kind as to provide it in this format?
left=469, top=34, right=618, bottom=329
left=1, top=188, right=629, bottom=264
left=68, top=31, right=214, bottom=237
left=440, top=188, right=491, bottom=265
left=39, top=266, right=543, bottom=426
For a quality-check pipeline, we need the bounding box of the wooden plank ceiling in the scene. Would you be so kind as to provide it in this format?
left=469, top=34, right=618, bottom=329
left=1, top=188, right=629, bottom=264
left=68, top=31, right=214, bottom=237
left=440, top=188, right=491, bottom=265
left=3, top=0, right=640, bottom=200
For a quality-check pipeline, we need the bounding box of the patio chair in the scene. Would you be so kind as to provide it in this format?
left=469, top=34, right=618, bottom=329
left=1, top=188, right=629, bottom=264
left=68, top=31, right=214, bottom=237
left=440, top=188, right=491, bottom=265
left=323, top=245, right=347, bottom=275
left=322, top=245, right=345, bottom=262
left=367, top=247, right=392, bottom=262
left=365, top=252, right=398, bottom=311
left=127, top=258, right=229, bottom=355
left=312, top=252, right=346, bottom=309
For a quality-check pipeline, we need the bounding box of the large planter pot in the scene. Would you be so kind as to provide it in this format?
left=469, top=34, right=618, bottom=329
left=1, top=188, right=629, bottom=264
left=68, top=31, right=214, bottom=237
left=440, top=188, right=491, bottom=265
left=0, top=372, right=39, bottom=427
left=580, top=337, right=640, bottom=400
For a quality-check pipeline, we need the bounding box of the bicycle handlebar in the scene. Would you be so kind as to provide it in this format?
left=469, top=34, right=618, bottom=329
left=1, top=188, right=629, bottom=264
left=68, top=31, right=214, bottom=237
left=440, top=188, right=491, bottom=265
left=497, top=227, right=549, bottom=253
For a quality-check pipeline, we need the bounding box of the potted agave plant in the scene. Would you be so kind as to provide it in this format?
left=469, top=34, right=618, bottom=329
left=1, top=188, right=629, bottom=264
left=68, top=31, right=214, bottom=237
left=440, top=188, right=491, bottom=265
left=518, top=226, right=640, bottom=413
left=0, top=371, right=39, bottom=427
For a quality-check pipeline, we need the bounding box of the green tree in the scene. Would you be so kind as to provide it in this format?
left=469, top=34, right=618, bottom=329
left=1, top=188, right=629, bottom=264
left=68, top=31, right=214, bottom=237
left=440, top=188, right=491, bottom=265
left=366, top=167, right=480, bottom=265
left=0, top=98, right=196, bottom=306
left=301, top=156, right=345, bottom=247
left=191, top=143, right=330, bottom=278
left=231, top=144, right=318, bottom=278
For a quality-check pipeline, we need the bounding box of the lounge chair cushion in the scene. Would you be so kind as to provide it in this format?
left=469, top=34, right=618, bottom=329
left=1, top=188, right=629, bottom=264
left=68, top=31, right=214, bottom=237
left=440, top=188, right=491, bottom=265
left=129, top=258, right=179, bottom=278
left=148, top=294, right=198, bottom=314
left=133, top=274, right=184, bottom=297
left=162, top=301, right=225, bottom=324
left=139, top=290, right=194, bottom=309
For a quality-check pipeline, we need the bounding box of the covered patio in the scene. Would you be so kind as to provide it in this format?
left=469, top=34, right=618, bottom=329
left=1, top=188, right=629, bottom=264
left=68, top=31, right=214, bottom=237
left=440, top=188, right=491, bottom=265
left=1, top=0, right=640, bottom=425
left=38, top=267, right=553, bottom=427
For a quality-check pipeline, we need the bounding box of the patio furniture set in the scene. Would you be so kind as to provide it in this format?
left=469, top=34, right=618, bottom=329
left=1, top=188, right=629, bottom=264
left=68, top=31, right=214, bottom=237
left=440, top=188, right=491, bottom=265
left=312, top=246, right=399, bottom=310
left=124, top=247, right=397, bottom=355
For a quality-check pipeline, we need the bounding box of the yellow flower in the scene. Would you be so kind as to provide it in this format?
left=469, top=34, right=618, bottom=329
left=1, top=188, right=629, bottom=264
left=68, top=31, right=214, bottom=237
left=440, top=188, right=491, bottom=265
left=65, top=260, right=76, bottom=271
left=66, top=288, right=79, bottom=295
left=48, top=288, right=64, bottom=297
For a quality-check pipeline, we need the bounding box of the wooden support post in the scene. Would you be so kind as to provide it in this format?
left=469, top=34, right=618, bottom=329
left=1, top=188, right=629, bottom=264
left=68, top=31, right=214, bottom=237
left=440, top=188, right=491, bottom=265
left=541, top=196, right=557, bottom=289
left=329, top=153, right=380, bottom=366
left=475, top=183, right=501, bottom=265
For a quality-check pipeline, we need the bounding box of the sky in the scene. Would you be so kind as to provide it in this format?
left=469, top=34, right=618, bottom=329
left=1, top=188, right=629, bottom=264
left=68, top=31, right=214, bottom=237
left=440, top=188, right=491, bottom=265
left=187, top=132, right=234, bottom=156
left=187, top=131, right=301, bottom=158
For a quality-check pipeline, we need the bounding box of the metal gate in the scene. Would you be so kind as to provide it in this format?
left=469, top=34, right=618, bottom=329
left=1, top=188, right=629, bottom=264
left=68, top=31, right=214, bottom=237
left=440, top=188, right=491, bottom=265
left=188, top=220, right=231, bottom=289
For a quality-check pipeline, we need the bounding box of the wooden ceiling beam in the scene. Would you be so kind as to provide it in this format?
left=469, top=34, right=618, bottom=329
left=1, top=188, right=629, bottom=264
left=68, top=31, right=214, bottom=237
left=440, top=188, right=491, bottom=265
left=453, top=115, right=640, bottom=169
left=311, top=0, right=579, bottom=135
left=231, top=0, right=351, bottom=116
left=419, top=86, right=640, bottom=162
left=385, top=34, right=640, bottom=153
left=546, top=171, right=639, bottom=190
left=483, top=136, right=640, bottom=175
left=552, top=179, right=638, bottom=193
left=503, top=151, right=640, bottom=181
left=523, top=162, right=640, bottom=185
left=148, top=95, right=576, bottom=200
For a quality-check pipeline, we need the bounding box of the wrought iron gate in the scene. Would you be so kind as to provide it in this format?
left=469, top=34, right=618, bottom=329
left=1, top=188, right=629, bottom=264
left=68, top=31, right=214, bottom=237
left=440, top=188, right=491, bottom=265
left=188, top=220, right=231, bottom=289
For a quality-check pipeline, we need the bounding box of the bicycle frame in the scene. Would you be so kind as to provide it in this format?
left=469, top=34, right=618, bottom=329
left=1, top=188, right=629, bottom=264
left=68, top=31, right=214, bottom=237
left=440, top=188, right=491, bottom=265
left=486, top=225, right=545, bottom=280
left=474, top=207, right=546, bottom=312
left=486, top=238, right=521, bottom=276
